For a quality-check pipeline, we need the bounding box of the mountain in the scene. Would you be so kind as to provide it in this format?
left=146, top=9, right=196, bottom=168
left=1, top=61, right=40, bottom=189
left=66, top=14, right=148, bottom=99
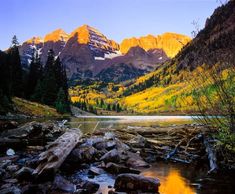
left=120, top=33, right=191, bottom=58
left=19, top=29, right=68, bottom=67
left=119, top=0, right=235, bottom=113
left=60, top=25, right=120, bottom=78
left=19, top=25, right=189, bottom=81
left=95, top=46, right=168, bottom=82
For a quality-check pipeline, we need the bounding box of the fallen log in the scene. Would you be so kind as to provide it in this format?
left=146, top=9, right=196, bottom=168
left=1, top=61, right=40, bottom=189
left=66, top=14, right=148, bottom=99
left=202, top=135, right=218, bottom=174
left=33, top=128, right=82, bottom=178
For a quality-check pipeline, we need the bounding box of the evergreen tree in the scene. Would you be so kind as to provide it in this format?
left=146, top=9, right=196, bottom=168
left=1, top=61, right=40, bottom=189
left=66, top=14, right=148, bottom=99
left=40, top=50, right=58, bottom=106
left=0, top=51, right=11, bottom=113
left=8, top=36, right=23, bottom=97
left=55, top=88, right=68, bottom=114
left=26, top=50, right=42, bottom=99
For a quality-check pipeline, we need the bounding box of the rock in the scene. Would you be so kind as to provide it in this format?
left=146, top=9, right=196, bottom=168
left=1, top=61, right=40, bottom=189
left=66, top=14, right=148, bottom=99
left=0, top=159, right=12, bottom=169
left=81, top=180, right=100, bottom=194
left=0, top=168, right=5, bottom=180
left=88, top=166, right=105, bottom=176
left=3, top=178, right=18, bottom=184
left=0, top=186, right=22, bottom=194
left=126, top=152, right=150, bottom=168
left=105, top=163, right=140, bottom=175
left=114, top=173, right=160, bottom=193
left=100, top=149, right=121, bottom=163
left=53, top=175, right=76, bottom=193
left=94, top=140, right=116, bottom=151
left=129, top=135, right=147, bottom=148
left=15, top=167, right=34, bottom=181
left=0, top=121, right=18, bottom=130
left=104, top=132, right=115, bottom=140
left=6, top=148, right=15, bottom=156
left=70, top=145, right=98, bottom=163
left=6, top=165, right=19, bottom=173
left=22, top=184, right=47, bottom=194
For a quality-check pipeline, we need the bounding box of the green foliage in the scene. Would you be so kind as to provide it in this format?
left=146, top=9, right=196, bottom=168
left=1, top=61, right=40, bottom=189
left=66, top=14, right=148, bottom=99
left=33, top=50, right=70, bottom=113
left=55, top=88, right=69, bottom=114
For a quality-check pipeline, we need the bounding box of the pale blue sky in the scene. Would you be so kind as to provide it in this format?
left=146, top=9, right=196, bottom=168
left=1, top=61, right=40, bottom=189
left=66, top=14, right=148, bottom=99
left=0, top=0, right=219, bottom=49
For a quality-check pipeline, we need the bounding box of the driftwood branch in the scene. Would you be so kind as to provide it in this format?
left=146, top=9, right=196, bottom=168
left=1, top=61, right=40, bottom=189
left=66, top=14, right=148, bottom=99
left=202, top=135, right=218, bottom=173
left=33, top=129, right=82, bottom=177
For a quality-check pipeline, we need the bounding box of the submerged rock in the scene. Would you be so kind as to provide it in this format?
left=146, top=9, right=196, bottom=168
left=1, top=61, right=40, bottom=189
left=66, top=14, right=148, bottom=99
left=114, top=173, right=160, bottom=193
left=88, top=166, right=105, bottom=176
left=126, top=152, right=150, bottom=168
left=53, top=174, right=76, bottom=193
left=105, top=162, right=140, bottom=175
left=81, top=180, right=99, bottom=194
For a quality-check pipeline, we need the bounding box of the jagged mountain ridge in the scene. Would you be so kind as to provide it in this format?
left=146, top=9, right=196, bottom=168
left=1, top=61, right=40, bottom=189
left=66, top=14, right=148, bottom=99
left=120, top=33, right=191, bottom=58
left=19, top=25, right=190, bottom=81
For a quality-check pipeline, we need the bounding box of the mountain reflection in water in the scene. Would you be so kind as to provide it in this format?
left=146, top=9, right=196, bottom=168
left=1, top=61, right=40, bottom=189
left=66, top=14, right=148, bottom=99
left=141, top=163, right=197, bottom=194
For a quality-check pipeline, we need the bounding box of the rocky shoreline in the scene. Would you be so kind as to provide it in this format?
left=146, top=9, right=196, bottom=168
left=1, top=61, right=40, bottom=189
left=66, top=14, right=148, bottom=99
left=0, top=120, right=233, bottom=194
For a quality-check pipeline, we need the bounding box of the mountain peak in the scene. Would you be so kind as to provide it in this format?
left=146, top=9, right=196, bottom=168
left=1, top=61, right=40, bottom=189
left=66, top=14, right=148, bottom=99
left=120, top=32, right=191, bottom=58
left=26, top=36, right=43, bottom=44
left=44, top=28, right=69, bottom=42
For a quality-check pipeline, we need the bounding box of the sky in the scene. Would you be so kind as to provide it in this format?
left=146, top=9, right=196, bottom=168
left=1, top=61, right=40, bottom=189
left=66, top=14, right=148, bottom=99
left=0, top=0, right=220, bottom=50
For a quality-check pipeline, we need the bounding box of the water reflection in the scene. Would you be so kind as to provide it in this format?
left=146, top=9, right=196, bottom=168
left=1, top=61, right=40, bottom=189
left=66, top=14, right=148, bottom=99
left=142, top=168, right=195, bottom=194
left=68, top=115, right=195, bottom=133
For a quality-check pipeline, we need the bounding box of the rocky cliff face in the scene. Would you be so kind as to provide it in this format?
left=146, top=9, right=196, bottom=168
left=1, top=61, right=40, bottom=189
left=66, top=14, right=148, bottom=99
left=120, top=33, right=191, bottom=58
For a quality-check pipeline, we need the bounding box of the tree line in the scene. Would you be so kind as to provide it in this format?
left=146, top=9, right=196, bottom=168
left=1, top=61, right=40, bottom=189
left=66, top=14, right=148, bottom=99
left=0, top=36, right=70, bottom=114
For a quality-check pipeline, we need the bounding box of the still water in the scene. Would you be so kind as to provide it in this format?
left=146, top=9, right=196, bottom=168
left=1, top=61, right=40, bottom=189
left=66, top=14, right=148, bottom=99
left=69, top=116, right=235, bottom=194
left=68, top=115, right=196, bottom=133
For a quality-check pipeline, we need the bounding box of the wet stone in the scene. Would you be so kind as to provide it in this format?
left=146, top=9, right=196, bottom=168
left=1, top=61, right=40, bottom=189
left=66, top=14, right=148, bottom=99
left=53, top=174, right=76, bottom=193
left=100, top=149, right=121, bottom=163
left=15, top=167, right=34, bottom=182
left=0, top=186, right=22, bottom=194
left=114, top=173, right=160, bottom=193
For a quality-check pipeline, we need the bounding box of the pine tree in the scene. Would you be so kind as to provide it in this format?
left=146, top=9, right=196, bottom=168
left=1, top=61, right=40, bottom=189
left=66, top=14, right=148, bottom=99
left=26, top=50, right=42, bottom=99
left=55, top=88, right=68, bottom=114
left=0, top=51, right=12, bottom=113
left=8, top=36, right=23, bottom=97
left=40, top=50, right=58, bottom=105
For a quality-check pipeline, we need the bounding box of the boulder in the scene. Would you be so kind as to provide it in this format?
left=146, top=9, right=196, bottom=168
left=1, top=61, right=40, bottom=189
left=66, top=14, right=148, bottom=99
left=0, top=186, right=22, bottom=194
left=94, top=140, right=116, bottom=150
left=0, top=120, right=18, bottom=131
left=15, top=167, right=34, bottom=181
left=53, top=174, right=76, bottom=193
left=126, top=152, right=150, bottom=168
left=100, top=149, right=121, bottom=163
left=81, top=180, right=99, bottom=194
left=114, top=174, right=160, bottom=193
left=69, top=145, right=98, bottom=163
left=22, top=184, right=47, bottom=194
left=6, top=165, right=19, bottom=173
left=105, top=162, right=140, bottom=175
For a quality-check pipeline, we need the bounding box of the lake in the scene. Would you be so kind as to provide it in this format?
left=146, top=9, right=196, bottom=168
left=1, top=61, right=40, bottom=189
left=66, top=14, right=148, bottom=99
left=69, top=115, right=235, bottom=194
left=68, top=115, right=197, bottom=134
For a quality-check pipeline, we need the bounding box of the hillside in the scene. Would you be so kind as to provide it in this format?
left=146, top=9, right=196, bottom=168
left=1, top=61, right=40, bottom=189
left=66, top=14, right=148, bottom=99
left=12, top=97, right=61, bottom=117
left=119, top=0, right=235, bottom=114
